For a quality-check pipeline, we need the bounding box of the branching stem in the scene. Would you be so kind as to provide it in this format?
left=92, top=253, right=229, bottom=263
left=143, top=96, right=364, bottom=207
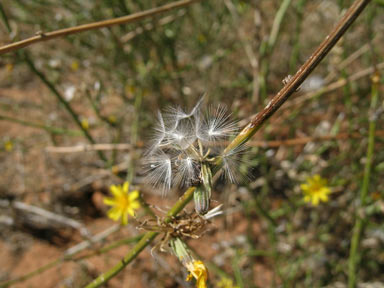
left=85, top=0, right=371, bottom=286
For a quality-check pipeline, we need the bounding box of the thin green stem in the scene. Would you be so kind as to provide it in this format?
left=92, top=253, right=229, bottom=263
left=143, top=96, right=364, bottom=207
left=73, top=234, right=144, bottom=261
left=0, top=259, right=61, bottom=288
left=23, top=53, right=108, bottom=163
left=254, top=189, right=284, bottom=287
left=128, top=90, right=143, bottom=182
left=224, top=0, right=371, bottom=156
left=289, top=0, right=307, bottom=73
left=259, top=0, right=292, bottom=99
left=348, top=71, right=379, bottom=288
left=85, top=187, right=195, bottom=288
left=253, top=195, right=278, bottom=228
left=85, top=1, right=371, bottom=286
left=267, top=0, right=292, bottom=50
left=0, top=114, right=82, bottom=136
left=84, top=89, right=115, bottom=128
left=232, top=250, right=245, bottom=288
left=0, top=2, right=12, bottom=33
left=0, top=234, right=143, bottom=288
left=337, top=2, right=353, bottom=114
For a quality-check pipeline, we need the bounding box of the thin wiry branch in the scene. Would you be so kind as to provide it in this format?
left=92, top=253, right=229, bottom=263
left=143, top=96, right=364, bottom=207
left=44, top=129, right=384, bottom=153
left=45, top=143, right=132, bottom=153
left=0, top=0, right=201, bottom=55
left=282, top=61, right=384, bottom=110
left=0, top=199, right=90, bottom=238
left=238, top=61, right=384, bottom=126
left=223, top=0, right=372, bottom=155
left=0, top=225, right=123, bottom=287
left=224, top=0, right=260, bottom=103
left=85, top=1, right=371, bottom=287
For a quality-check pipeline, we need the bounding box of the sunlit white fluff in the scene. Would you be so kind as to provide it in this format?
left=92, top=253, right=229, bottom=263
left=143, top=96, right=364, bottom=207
left=197, top=105, right=238, bottom=144
left=143, top=97, right=248, bottom=194
left=149, top=111, right=167, bottom=150
left=144, top=149, right=173, bottom=194
left=221, top=143, right=250, bottom=184
left=163, top=97, right=203, bottom=128
left=203, top=204, right=223, bottom=220
left=174, top=153, right=199, bottom=187
left=168, top=117, right=197, bottom=150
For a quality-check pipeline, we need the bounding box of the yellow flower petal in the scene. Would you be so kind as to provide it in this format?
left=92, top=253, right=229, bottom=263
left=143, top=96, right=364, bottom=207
left=319, top=193, right=328, bottom=202
left=107, top=207, right=122, bottom=221
left=217, top=277, right=239, bottom=288
left=123, top=181, right=129, bottom=193
left=104, top=182, right=141, bottom=224
left=313, top=174, right=321, bottom=181
left=197, top=277, right=207, bottom=288
left=300, top=184, right=309, bottom=191
left=110, top=185, right=123, bottom=197
left=323, top=187, right=331, bottom=195
left=186, top=260, right=208, bottom=288
left=129, top=190, right=139, bottom=201
left=121, top=210, right=129, bottom=225
left=312, top=195, right=320, bottom=206
left=130, top=201, right=140, bottom=210
left=103, top=197, right=116, bottom=206
left=127, top=208, right=136, bottom=217
left=4, top=140, right=13, bottom=152
left=301, top=175, right=331, bottom=206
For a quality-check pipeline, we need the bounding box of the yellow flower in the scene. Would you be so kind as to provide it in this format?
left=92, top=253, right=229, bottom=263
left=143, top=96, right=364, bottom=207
left=301, top=174, right=331, bottom=206
left=186, top=260, right=208, bottom=288
left=103, top=182, right=140, bottom=225
left=108, top=115, right=117, bottom=125
left=216, top=277, right=239, bottom=288
left=125, top=84, right=135, bottom=95
left=71, top=60, right=79, bottom=71
left=81, top=118, right=89, bottom=130
left=6, top=63, right=13, bottom=73
left=4, top=140, right=13, bottom=152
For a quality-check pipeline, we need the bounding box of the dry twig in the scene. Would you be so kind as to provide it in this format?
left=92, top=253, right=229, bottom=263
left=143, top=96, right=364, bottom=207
left=45, top=143, right=132, bottom=153
left=0, top=0, right=200, bottom=55
left=0, top=199, right=90, bottom=238
left=86, top=1, right=372, bottom=287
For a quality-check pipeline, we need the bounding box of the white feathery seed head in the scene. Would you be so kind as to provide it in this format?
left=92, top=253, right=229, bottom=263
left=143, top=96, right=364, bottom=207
left=173, top=152, right=199, bottom=187
left=149, top=111, right=167, bottom=148
left=144, top=149, right=173, bottom=194
left=221, top=143, right=251, bottom=184
left=196, top=105, right=238, bottom=144
left=143, top=97, right=249, bottom=195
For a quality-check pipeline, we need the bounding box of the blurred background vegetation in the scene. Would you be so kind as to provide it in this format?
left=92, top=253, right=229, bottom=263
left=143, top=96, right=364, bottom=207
left=0, top=0, right=383, bottom=287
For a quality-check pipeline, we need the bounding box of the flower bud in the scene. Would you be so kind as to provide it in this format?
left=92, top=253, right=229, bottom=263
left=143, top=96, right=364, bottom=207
left=194, top=185, right=210, bottom=215
left=169, top=237, right=193, bottom=265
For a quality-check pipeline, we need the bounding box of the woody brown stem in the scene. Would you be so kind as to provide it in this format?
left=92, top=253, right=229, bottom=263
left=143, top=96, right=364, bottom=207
left=223, top=0, right=371, bottom=154
left=86, top=0, right=371, bottom=286
left=0, top=0, right=200, bottom=55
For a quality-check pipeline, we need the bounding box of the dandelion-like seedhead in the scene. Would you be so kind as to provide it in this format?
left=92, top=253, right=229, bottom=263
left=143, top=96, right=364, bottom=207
left=143, top=98, right=246, bottom=195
